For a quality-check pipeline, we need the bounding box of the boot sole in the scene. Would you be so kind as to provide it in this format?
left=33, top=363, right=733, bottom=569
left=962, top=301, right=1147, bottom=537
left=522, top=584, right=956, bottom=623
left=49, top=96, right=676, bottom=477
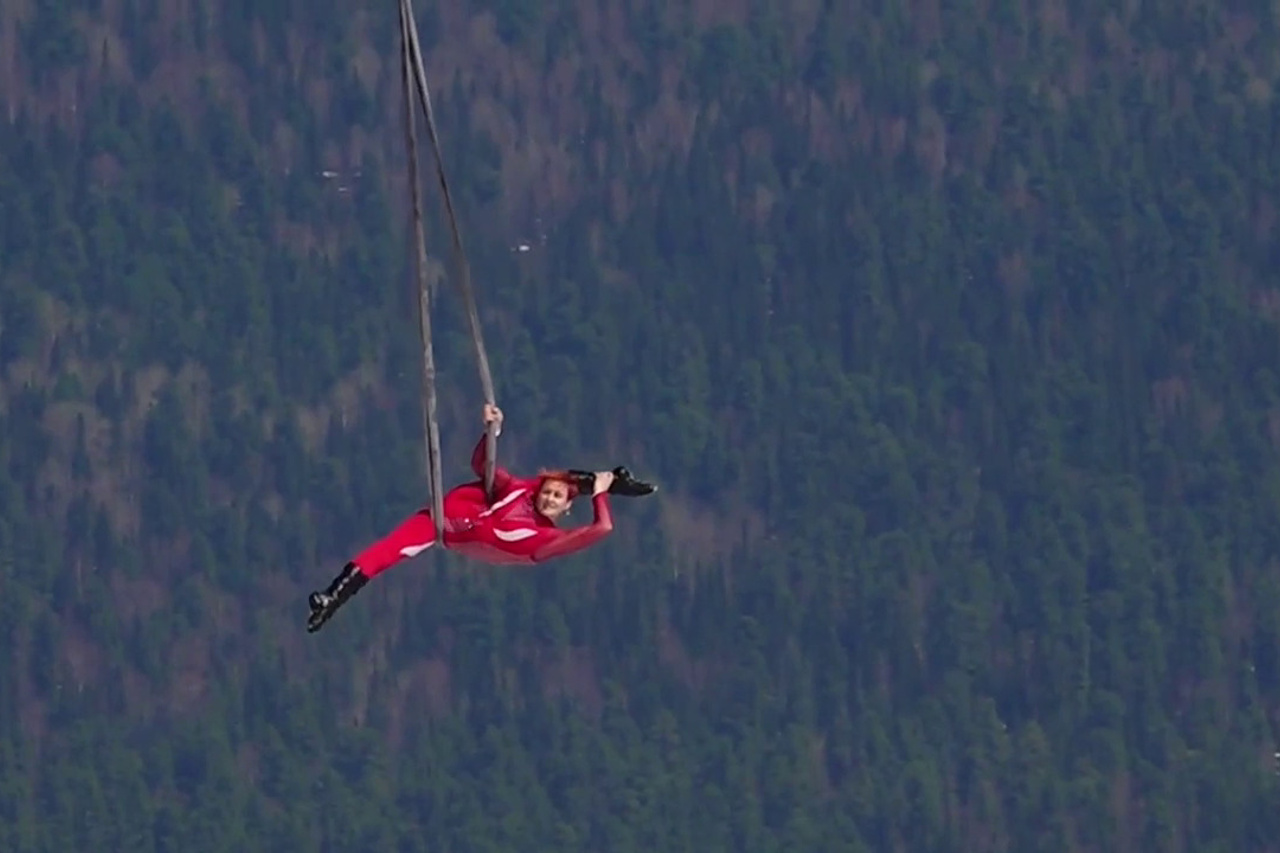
left=307, top=607, right=334, bottom=633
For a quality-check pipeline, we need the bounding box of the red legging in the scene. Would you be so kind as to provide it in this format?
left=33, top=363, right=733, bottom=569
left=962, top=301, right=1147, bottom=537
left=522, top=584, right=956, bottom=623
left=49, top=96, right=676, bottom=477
left=350, top=484, right=489, bottom=578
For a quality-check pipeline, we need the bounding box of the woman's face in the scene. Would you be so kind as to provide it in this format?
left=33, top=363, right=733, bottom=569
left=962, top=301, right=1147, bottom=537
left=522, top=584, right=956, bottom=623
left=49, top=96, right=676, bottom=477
left=536, top=479, right=573, bottom=520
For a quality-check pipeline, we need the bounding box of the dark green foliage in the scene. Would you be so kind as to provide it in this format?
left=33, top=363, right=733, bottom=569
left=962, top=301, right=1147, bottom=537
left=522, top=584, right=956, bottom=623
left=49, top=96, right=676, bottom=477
left=0, top=0, right=1279, bottom=850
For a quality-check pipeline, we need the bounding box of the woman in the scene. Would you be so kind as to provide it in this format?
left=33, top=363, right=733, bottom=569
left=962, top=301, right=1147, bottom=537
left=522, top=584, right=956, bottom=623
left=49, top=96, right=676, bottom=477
left=307, top=403, right=653, bottom=633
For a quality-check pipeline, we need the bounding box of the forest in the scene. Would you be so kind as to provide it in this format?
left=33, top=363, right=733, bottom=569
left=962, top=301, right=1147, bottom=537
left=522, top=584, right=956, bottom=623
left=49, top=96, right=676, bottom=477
left=1, top=0, right=1280, bottom=850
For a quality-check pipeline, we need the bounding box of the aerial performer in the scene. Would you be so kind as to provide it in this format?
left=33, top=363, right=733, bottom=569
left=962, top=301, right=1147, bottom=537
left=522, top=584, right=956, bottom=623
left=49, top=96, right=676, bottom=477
left=306, top=403, right=656, bottom=632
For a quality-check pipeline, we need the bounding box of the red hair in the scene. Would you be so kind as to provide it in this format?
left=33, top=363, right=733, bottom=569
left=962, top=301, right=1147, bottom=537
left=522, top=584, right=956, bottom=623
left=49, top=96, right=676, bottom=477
left=536, top=469, right=580, bottom=499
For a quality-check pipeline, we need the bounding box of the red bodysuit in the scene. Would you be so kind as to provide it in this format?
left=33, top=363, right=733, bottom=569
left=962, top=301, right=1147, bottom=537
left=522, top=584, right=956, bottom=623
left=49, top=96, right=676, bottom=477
left=350, top=432, right=614, bottom=578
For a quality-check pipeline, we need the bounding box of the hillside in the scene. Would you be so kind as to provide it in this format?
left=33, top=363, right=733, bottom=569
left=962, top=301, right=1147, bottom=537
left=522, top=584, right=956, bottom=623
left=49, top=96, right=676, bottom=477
left=2, top=0, right=1280, bottom=850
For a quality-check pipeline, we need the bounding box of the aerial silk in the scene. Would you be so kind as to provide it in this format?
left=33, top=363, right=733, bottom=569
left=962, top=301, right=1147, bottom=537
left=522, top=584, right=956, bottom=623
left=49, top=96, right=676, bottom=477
left=397, top=0, right=499, bottom=544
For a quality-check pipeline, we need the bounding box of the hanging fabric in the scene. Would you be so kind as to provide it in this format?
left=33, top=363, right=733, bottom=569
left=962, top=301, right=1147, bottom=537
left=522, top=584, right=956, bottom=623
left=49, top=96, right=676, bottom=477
left=398, top=0, right=499, bottom=529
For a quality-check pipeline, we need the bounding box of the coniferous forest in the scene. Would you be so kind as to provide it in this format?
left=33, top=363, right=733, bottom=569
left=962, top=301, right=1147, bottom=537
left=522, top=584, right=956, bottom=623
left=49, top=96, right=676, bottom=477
left=2, top=0, right=1280, bottom=850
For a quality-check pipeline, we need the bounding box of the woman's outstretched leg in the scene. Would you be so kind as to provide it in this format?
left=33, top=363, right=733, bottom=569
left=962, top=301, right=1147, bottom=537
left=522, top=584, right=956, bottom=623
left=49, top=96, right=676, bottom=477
left=307, top=510, right=439, bottom=633
left=350, top=510, right=439, bottom=578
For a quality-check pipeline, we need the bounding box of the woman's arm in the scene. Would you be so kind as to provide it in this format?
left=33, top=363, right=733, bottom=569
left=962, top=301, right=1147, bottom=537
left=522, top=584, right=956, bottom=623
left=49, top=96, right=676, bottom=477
left=471, top=403, right=514, bottom=494
left=531, top=493, right=615, bottom=562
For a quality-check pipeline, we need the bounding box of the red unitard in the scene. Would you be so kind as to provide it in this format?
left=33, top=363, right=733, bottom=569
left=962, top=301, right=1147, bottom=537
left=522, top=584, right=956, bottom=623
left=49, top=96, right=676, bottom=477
left=349, top=431, right=614, bottom=578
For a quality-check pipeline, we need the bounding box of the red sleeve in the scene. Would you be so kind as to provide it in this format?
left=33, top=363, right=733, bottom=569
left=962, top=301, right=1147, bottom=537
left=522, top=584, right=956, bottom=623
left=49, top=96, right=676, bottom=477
left=531, top=494, right=614, bottom=562
left=470, top=430, right=514, bottom=494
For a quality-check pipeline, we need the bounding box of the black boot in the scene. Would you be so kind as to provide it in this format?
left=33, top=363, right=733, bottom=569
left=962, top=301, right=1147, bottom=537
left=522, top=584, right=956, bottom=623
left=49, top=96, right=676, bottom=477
left=567, top=469, right=598, bottom=495
left=567, top=467, right=657, bottom=497
left=609, top=466, right=656, bottom=496
left=306, top=562, right=369, bottom=633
